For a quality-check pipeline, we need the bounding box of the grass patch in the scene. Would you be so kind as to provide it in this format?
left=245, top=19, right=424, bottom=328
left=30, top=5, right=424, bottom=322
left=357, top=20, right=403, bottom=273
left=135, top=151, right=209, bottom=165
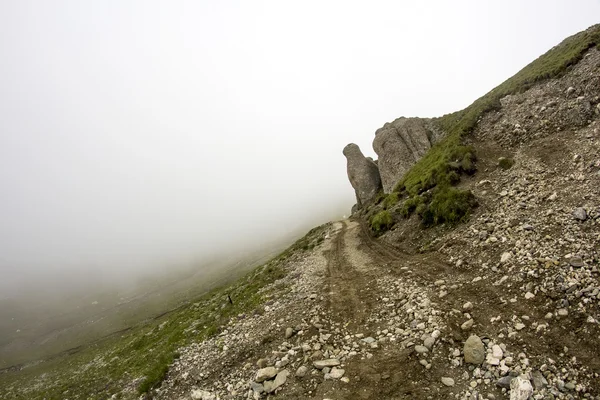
left=400, top=195, right=424, bottom=218
left=371, top=210, right=393, bottom=234
left=420, top=186, right=477, bottom=227
left=382, top=192, right=399, bottom=209
left=392, top=24, right=600, bottom=226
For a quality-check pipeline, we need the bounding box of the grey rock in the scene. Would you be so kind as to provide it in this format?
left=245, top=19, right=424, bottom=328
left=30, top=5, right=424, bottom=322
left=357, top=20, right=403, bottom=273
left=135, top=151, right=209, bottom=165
left=464, top=335, right=485, bottom=364
left=568, top=256, right=584, bottom=268
left=362, top=336, right=376, bottom=344
left=531, top=370, right=548, bottom=390
left=191, top=390, right=216, bottom=400
left=441, top=377, right=455, bottom=386
left=295, top=365, right=308, bottom=378
left=496, top=376, right=514, bottom=389
left=343, top=143, right=383, bottom=207
left=414, top=345, right=429, bottom=354
left=423, top=336, right=435, bottom=349
left=313, top=359, right=340, bottom=369
left=572, top=207, right=587, bottom=221
left=324, top=367, right=345, bottom=379
left=461, top=319, right=474, bottom=330
left=373, top=117, right=435, bottom=193
left=263, top=370, right=289, bottom=394
left=255, top=367, right=278, bottom=383
left=250, top=381, right=264, bottom=393
left=285, top=327, right=293, bottom=339
left=256, top=358, right=268, bottom=368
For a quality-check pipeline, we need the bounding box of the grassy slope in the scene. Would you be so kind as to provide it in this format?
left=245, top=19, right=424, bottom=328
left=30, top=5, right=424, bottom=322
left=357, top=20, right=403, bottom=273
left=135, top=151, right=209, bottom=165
left=382, top=24, right=600, bottom=228
left=0, top=225, right=328, bottom=400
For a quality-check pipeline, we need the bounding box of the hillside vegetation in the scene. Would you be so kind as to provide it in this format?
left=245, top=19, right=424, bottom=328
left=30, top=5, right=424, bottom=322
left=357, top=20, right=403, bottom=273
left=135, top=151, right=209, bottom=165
left=0, top=226, right=328, bottom=399
left=387, top=24, right=600, bottom=228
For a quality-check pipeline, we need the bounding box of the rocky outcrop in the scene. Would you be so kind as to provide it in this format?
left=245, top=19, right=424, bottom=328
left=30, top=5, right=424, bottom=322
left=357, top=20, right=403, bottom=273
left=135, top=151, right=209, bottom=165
left=373, top=117, right=438, bottom=193
left=342, top=143, right=382, bottom=208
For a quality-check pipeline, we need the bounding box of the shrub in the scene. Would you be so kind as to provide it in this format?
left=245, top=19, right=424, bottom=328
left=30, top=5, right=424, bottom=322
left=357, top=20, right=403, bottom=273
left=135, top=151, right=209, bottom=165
left=371, top=210, right=393, bottom=233
left=383, top=193, right=399, bottom=209
left=420, top=186, right=477, bottom=227
left=401, top=195, right=424, bottom=218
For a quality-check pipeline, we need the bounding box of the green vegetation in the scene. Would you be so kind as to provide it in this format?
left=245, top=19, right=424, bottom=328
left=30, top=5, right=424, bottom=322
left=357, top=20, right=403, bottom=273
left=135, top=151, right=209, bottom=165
left=400, top=195, right=424, bottom=218
left=498, top=157, right=515, bottom=170
left=392, top=24, right=600, bottom=226
left=371, top=210, right=393, bottom=234
left=0, top=225, right=330, bottom=399
left=420, top=186, right=477, bottom=227
left=382, top=192, right=399, bottom=209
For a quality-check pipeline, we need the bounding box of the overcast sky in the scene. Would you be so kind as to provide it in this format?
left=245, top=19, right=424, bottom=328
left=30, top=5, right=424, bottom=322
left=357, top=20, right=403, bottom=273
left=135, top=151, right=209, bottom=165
left=0, top=1, right=598, bottom=294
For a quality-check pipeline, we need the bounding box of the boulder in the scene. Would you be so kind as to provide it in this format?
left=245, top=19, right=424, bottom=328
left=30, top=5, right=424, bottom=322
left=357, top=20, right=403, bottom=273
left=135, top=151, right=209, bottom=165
left=373, top=117, right=436, bottom=193
left=463, top=335, right=485, bottom=364
left=343, top=144, right=382, bottom=207
left=263, top=370, right=289, bottom=394
left=510, top=376, right=533, bottom=400
left=255, top=367, right=278, bottom=383
left=313, top=359, right=340, bottom=369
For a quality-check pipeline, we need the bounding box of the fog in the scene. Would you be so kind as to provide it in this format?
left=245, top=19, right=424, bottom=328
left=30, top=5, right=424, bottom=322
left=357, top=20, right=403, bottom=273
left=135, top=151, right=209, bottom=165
left=1, top=1, right=599, bottom=298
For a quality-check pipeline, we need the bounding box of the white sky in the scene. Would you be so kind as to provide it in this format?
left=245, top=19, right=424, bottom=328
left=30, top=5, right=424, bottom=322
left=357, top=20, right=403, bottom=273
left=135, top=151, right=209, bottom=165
left=1, top=0, right=598, bottom=293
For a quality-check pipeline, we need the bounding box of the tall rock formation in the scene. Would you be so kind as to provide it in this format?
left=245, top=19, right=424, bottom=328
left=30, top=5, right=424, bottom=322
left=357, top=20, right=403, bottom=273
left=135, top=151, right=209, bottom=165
left=343, top=143, right=382, bottom=208
left=373, top=117, right=438, bottom=193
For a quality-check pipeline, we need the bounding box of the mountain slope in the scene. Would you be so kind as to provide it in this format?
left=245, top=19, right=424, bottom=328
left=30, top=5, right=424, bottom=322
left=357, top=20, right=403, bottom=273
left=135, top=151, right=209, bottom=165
left=2, top=25, right=600, bottom=400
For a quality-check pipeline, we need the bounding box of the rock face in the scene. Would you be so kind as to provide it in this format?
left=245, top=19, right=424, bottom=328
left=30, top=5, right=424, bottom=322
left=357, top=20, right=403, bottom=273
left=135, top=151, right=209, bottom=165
left=343, top=143, right=382, bottom=208
left=373, top=117, right=437, bottom=193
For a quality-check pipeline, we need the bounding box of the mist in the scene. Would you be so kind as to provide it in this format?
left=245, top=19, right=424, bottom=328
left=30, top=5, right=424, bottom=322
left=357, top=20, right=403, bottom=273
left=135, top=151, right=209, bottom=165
left=1, top=1, right=599, bottom=299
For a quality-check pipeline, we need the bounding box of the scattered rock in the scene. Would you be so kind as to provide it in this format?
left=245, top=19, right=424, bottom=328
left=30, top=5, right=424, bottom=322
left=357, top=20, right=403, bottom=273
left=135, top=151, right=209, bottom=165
left=255, top=367, right=278, bottom=383
left=313, top=359, right=340, bottom=370
left=441, top=377, right=455, bottom=387
left=572, top=207, right=587, bottom=221
left=191, top=390, right=215, bottom=400
left=256, top=358, right=268, bottom=368
left=568, top=256, right=584, bottom=268
left=509, top=376, right=533, bottom=400
left=496, top=376, right=514, bottom=389
left=461, top=319, right=474, bottom=330
left=295, top=365, right=308, bottom=378
left=531, top=370, right=548, bottom=390
left=325, top=367, right=345, bottom=379
left=464, top=335, right=485, bottom=364
left=263, top=370, right=289, bottom=394
left=414, top=345, right=429, bottom=354
left=284, top=327, right=293, bottom=339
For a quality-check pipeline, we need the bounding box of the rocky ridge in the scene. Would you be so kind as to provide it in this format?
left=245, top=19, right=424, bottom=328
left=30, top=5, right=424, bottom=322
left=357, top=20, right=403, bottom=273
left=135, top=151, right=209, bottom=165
left=342, top=143, right=383, bottom=208
left=373, top=117, right=441, bottom=193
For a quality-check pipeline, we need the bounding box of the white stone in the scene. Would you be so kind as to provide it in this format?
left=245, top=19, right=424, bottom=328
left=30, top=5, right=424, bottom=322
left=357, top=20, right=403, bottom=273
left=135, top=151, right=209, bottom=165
left=510, top=376, right=533, bottom=400
left=501, top=252, right=512, bottom=263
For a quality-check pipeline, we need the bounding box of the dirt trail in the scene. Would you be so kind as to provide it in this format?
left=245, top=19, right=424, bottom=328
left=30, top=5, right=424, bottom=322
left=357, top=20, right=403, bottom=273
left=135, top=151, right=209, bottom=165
left=307, top=220, right=447, bottom=400
left=325, top=221, right=377, bottom=330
